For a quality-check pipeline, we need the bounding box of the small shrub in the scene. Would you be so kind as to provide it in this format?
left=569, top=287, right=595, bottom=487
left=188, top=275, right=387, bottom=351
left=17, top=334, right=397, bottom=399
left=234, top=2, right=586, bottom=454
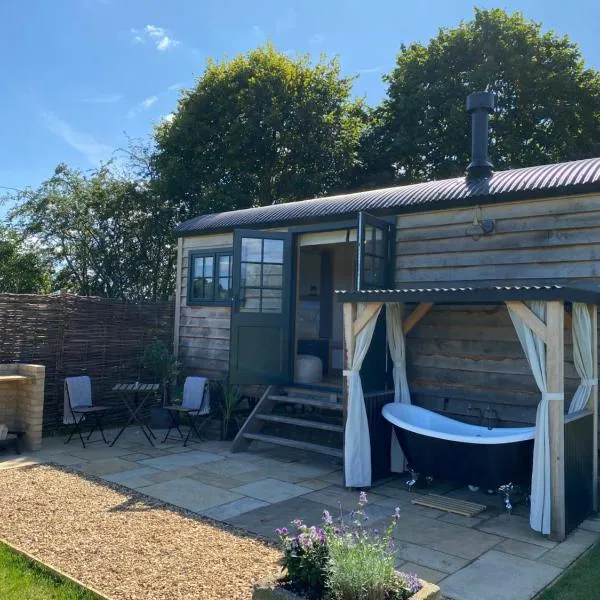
left=276, top=492, right=422, bottom=599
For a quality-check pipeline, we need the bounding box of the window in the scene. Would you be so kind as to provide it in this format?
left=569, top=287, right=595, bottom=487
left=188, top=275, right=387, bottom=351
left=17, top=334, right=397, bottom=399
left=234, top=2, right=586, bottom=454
left=188, top=249, right=232, bottom=305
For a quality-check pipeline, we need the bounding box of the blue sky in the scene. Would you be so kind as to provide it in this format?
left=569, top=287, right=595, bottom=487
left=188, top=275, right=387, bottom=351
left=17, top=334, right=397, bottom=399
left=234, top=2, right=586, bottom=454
left=1, top=0, right=599, bottom=212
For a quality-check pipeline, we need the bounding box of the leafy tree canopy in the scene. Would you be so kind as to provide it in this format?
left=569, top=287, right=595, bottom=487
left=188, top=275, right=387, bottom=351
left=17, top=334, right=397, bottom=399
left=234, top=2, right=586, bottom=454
left=155, top=43, right=366, bottom=217
left=358, top=8, right=600, bottom=187
left=0, top=224, right=52, bottom=294
left=10, top=155, right=176, bottom=301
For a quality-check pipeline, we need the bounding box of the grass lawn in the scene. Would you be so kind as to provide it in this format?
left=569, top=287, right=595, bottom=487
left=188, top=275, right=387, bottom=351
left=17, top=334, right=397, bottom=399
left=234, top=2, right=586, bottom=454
left=0, top=542, right=97, bottom=599
left=537, top=542, right=600, bottom=600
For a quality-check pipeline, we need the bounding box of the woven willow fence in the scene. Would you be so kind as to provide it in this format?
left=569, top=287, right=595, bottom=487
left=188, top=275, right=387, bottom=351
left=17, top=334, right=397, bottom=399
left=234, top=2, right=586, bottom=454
left=0, top=293, right=173, bottom=433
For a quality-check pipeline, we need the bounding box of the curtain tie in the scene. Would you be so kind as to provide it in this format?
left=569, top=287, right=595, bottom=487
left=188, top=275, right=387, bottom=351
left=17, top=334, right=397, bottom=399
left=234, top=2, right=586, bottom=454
left=542, top=392, right=564, bottom=401
left=343, top=369, right=358, bottom=377
left=582, top=379, right=598, bottom=386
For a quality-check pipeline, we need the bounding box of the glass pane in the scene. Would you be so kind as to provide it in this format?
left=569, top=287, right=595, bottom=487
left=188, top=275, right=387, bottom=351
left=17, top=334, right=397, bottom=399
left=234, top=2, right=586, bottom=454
left=192, top=278, right=205, bottom=299
left=194, top=257, right=204, bottom=278
left=262, top=263, right=283, bottom=288
left=218, top=255, right=231, bottom=277
left=364, top=225, right=374, bottom=254
left=374, top=228, right=384, bottom=257
left=241, top=262, right=261, bottom=287
left=241, top=238, right=262, bottom=262
left=217, top=277, right=231, bottom=300
left=240, top=287, right=261, bottom=312
left=263, top=239, right=284, bottom=263
left=372, top=257, right=385, bottom=286
left=362, top=255, right=373, bottom=283
left=262, top=289, right=282, bottom=313
left=203, top=256, right=214, bottom=277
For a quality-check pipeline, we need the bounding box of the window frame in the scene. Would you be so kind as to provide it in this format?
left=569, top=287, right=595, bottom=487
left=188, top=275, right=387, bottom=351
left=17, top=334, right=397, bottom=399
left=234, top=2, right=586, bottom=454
left=187, top=247, right=233, bottom=306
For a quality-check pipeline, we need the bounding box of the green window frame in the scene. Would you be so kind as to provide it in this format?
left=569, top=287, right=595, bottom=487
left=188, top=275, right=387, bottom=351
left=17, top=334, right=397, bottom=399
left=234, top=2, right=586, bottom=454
left=188, top=248, right=233, bottom=306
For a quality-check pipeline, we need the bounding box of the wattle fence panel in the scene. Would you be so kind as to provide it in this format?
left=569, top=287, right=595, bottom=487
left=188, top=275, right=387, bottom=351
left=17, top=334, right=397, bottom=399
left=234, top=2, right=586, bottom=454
left=0, top=293, right=173, bottom=433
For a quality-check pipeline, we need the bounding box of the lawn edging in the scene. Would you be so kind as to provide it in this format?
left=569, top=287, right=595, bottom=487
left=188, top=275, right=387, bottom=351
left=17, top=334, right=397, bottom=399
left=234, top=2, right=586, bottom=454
left=252, top=573, right=441, bottom=600
left=0, top=537, right=112, bottom=600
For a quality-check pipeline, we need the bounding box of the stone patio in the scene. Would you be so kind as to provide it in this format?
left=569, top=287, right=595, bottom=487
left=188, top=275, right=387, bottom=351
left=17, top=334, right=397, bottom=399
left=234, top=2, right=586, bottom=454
left=1, top=428, right=599, bottom=600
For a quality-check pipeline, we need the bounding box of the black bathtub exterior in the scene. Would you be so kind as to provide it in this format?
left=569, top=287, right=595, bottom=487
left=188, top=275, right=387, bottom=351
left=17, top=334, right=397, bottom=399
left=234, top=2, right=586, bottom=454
left=392, top=425, right=534, bottom=490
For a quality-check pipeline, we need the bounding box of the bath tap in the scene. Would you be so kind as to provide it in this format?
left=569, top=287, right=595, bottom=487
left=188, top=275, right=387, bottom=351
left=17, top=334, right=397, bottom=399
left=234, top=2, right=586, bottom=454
left=484, top=407, right=499, bottom=430
left=467, top=405, right=483, bottom=425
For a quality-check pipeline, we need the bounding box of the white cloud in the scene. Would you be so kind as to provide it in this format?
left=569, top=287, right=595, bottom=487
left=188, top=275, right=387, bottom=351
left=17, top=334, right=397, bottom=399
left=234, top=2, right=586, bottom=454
left=82, top=93, right=123, bottom=104
left=131, top=24, right=180, bottom=51
left=309, top=33, right=324, bottom=45
left=252, top=24, right=265, bottom=39
left=161, top=113, right=175, bottom=124
left=40, top=109, right=112, bottom=165
left=127, top=95, right=159, bottom=119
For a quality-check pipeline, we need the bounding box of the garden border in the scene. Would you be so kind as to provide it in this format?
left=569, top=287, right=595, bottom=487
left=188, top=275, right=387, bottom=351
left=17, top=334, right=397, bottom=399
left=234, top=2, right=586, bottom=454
left=0, top=537, right=112, bottom=600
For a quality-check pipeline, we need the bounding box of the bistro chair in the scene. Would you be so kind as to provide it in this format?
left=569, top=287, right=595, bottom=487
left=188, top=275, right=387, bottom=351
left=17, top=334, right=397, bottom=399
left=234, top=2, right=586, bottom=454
left=162, top=376, right=211, bottom=446
left=64, top=375, right=109, bottom=448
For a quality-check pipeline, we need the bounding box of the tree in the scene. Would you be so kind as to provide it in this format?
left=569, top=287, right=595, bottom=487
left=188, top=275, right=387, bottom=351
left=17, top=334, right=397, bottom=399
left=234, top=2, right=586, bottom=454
left=0, top=225, right=51, bottom=294
left=154, top=44, right=366, bottom=218
left=10, top=156, right=177, bottom=301
left=358, top=8, right=600, bottom=187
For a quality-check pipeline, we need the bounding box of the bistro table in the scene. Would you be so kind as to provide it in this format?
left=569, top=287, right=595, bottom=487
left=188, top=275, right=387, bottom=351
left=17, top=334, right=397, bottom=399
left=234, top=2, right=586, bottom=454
left=109, top=382, right=160, bottom=447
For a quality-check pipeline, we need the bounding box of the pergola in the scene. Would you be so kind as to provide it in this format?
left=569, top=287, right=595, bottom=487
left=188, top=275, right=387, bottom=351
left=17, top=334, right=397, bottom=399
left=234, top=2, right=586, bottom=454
left=338, top=284, right=600, bottom=541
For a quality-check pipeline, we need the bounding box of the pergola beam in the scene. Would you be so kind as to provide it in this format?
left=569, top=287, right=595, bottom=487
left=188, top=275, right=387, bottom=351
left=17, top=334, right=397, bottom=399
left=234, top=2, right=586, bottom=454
left=403, top=302, right=434, bottom=335
left=505, top=301, right=548, bottom=343
left=352, top=302, right=384, bottom=338
left=546, top=300, right=565, bottom=541
left=588, top=304, right=598, bottom=512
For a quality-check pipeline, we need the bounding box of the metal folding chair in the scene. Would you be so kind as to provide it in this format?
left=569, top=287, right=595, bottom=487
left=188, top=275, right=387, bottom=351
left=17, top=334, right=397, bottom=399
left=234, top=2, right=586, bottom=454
left=64, top=376, right=109, bottom=448
left=162, top=376, right=211, bottom=446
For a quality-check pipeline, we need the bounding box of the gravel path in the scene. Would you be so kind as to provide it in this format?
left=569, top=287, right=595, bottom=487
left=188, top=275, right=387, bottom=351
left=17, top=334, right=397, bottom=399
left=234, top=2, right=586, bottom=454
left=0, top=465, right=281, bottom=600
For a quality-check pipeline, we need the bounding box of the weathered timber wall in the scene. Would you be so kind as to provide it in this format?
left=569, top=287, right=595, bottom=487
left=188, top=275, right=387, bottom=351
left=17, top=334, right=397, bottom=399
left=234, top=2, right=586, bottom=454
left=0, top=293, right=173, bottom=433
left=405, top=304, right=580, bottom=427
left=395, top=193, right=600, bottom=287
left=178, top=233, right=233, bottom=378
left=395, top=193, right=600, bottom=426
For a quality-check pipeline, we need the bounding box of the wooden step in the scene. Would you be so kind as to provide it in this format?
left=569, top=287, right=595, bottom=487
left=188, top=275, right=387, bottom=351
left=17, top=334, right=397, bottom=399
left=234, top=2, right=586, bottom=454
left=269, top=394, right=344, bottom=411
left=283, top=385, right=342, bottom=398
left=256, top=414, right=343, bottom=433
left=242, top=433, right=343, bottom=458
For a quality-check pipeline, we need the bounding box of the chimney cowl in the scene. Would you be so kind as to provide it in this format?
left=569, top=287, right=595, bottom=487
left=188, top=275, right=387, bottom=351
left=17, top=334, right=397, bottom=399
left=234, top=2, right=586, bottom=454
left=466, top=91, right=495, bottom=179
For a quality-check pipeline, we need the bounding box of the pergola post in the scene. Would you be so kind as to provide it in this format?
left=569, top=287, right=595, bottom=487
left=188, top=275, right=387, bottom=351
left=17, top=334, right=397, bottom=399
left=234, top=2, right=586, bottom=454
left=588, top=304, right=598, bottom=512
left=547, top=300, right=565, bottom=541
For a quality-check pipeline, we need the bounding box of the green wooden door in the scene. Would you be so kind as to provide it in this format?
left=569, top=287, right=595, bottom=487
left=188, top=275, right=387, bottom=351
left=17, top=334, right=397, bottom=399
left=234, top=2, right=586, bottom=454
left=357, top=212, right=395, bottom=290
left=229, top=230, right=293, bottom=385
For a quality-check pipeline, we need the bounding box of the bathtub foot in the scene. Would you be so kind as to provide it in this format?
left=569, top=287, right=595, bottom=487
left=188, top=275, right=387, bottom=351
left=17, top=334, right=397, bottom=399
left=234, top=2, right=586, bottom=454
left=406, top=468, right=419, bottom=492
left=498, top=483, right=514, bottom=514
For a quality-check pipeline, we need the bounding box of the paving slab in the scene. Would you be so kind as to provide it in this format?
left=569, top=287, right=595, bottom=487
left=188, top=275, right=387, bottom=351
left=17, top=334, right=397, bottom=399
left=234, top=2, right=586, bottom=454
left=194, top=458, right=262, bottom=477
left=494, top=538, right=549, bottom=560
left=45, top=453, right=89, bottom=467
left=137, top=477, right=242, bottom=513
left=397, top=562, right=447, bottom=584
left=393, top=541, right=470, bottom=574
left=189, top=470, right=248, bottom=489
left=439, top=513, right=484, bottom=528
left=78, top=458, right=139, bottom=476
left=550, top=528, right=599, bottom=557
left=442, top=549, right=561, bottom=600
left=118, top=452, right=153, bottom=461
left=145, top=466, right=205, bottom=483
left=138, top=450, right=224, bottom=470
left=299, top=479, right=331, bottom=491
left=100, top=466, right=161, bottom=484
left=0, top=455, right=41, bottom=470
left=201, top=497, right=270, bottom=520
left=228, top=496, right=339, bottom=540
left=580, top=517, right=600, bottom=533
left=304, top=486, right=391, bottom=510
left=478, top=514, right=557, bottom=549
left=232, top=478, right=311, bottom=503
left=392, top=513, right=503, bottom=560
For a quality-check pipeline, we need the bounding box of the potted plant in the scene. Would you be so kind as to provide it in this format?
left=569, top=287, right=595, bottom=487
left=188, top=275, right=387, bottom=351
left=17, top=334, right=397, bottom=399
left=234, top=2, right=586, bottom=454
left=253, top=493, right=441, bottom=600
left=214, top=379, right=245, bottom=441
left=141, top=340, right=182, bottom=428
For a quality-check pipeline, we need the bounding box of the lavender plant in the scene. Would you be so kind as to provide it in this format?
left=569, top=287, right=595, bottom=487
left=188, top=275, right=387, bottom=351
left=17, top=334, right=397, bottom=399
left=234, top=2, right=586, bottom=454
left=276, top=492, right=422, bottom=599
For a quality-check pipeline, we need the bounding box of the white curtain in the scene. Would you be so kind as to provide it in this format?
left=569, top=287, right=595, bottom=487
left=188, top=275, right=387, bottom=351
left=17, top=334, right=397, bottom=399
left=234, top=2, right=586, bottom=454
left=344, top=303, right=382, bottom=487
left=386, top=303, right=411, bottom=472
left=507, top=301, right=553, bottom=535
left=569, top=303, right=596, bottom=414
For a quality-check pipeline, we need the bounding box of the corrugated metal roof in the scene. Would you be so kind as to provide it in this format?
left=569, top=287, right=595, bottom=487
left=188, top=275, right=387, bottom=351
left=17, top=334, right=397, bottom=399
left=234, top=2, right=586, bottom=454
left=334, top=284, right=600, bottom=304
left=175, top=156, right=600, bottom=236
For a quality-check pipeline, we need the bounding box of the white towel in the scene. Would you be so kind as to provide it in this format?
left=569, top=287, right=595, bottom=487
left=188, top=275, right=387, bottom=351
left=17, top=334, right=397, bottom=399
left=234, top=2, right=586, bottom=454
left=0, top=424, right=7, bottom=441
left=64, top=376, right=92, bottom=424
left=182, top=376, right=210, bottom=414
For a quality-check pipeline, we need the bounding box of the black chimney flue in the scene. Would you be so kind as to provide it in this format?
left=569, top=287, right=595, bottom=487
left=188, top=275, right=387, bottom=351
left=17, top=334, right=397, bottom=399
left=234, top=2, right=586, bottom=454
left=466, top=91, right=495, bottom=179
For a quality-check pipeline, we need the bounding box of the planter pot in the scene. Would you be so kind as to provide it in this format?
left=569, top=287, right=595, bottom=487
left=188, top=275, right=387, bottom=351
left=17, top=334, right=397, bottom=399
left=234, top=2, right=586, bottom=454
left=252, top=575, right=441, bottom=600
left=150, top=407, right=172, bottom=429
